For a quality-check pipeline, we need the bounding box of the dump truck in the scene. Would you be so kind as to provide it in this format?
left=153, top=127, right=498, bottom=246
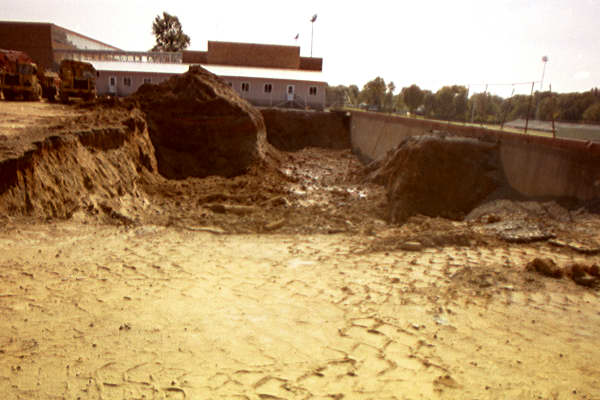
left=0, top=49, right=42, bottom=101
left=59, top=59, right=97, bottom=102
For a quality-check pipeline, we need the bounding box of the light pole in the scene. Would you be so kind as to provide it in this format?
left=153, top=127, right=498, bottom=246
left=535, top=56, right=549, bottom=121
left=540, top=56, right=548, bottom=91
left=310, top=14, right=317, bottom=57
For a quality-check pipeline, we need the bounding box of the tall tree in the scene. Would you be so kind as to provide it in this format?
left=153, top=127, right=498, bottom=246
left=537, top=96, right=558, bottom=121
left=434, top=85, right=468, bottom=120
left=469, top=92, right=502, bottom=123
left=347, top=85, right=360, bottom=107
left=434, top=86, right=457, bottom=120
left=401, top=84, right=424, bottom=114
left=360, top=77, right=387, bottom=110
left=422, top=90, right=435, bottom=117
left=452, top=86, right=469, bottom=121
left=583, top=103, right=600, bottom=122
left=506, top=95, right=534, bottom=121
left=152, top=12, right=191, bottom=52
left=384, top=81, right=396, bottom=112
left=325, top=85, right=349, bottom=108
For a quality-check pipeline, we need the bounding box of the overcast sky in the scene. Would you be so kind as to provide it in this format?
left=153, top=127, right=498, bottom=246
left=2, top=0, right=599, bottom=96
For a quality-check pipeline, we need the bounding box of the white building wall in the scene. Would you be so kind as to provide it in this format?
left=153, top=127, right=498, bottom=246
left=96, top=69, right=326, bottom=109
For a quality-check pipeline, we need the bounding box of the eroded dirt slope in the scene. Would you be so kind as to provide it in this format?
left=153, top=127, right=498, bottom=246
left=0, top=101, right=157, bottom=220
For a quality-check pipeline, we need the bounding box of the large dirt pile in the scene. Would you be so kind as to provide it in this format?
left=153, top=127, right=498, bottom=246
left=261, top=108, right=351, bottom=151
left=132, top=65, right=276, bottom=179
left=0, top=102, right=157, bottom=220
left=368, top=134, right=505, bottom=223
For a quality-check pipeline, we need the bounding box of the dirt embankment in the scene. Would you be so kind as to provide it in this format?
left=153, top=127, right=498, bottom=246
left=0, top=102, right=157, bottom=220
left=0, top=66, right=288, bottom=225
left=261, top=108, right=351, bottom=151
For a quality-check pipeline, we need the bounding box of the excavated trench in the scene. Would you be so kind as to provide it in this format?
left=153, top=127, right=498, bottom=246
left=2, top=70, right=600, bottom=400
left=0, top=65, right=598, bottom=249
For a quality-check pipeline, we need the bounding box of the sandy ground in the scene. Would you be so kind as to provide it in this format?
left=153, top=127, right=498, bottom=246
left=1, top=101, right=600, bottom=399
left=0, top=221, right=599, bottom=399
left=0, top=102, right=80, bottom=137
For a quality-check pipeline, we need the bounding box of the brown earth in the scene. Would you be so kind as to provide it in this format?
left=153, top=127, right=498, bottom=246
left=131, top=65, right=278, bottom=180
left=1, top=100, right=600, bottom=399
left=261, top=108, right=351, bottom=151
left=367, top=134, right=505, bottom=223
left=0, top=101, right=156, bottom=220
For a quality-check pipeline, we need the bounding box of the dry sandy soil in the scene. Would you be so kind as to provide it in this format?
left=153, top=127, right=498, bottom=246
left=1, top=102, right=600, bottom=399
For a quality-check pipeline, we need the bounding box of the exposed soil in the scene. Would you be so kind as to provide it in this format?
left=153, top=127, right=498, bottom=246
left=261, top=108, right=351, bottom=151
left=131, top=66, right=278, bottom=180
left=1, top=100, right=600, bottom=399
left=366, top=134, right=505, bottom=223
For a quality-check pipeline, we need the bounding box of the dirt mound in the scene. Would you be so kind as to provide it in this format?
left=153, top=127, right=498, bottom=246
left=367, top=134, right=505, bottom=223
left=261, top=108, right=351, bottom=151
left=132, top=65, right=278, bottom=179
left=0, top=103, right=157, bottom=220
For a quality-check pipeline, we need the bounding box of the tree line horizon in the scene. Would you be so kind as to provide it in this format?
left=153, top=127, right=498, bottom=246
left=326, top=78, right=600, bottom=124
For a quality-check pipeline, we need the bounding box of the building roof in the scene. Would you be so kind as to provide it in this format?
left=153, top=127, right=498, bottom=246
left=90, top=61, right=188, bottom=74
left=51, top=23, right=121, bottom=51
left=0, top=21, right=120, bottom=51
left=206, top=64, right=325, bottom=84
left=90, top=61, right=326, bottom=84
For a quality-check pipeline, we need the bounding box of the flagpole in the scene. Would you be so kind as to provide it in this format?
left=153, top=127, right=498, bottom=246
left=310, top=14, right=317, bottom=57
left=311, top=21, right=314, bottom=57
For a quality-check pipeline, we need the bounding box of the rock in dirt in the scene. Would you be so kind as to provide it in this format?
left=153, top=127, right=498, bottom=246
left=132, top=65, right=277, bottom=179
left=496, top=224, right=555, bottom=243
left=549, top=239, right=600, bottom=255
left=399, top=241, right=423, bottom=251
left=566, top=263, right=600, bottom=287
left=526, top=257, right=564, bottom=279
left=367, top=135, right=504, bottom=223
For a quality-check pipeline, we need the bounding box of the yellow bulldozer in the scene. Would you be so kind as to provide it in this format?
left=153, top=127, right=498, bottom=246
left=59, top=59, right=97, bottom=102
left=0, top=49, right=43, bottom=101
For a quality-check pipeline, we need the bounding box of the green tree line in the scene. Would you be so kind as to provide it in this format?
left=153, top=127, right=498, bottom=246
left=326, top=79, right=600, bottom=123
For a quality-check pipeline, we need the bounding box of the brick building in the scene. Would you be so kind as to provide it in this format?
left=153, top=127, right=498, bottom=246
left=0, top=21, right=119, bottom=70
left=0, top=21, right=327, bottom=109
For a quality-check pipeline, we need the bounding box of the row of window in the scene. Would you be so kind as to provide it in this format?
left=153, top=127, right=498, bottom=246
left=109, top=76, right=319, bottom=96
left=228, top=81, right=318, bottom=96
left=109, top=76, right=152, bottom=88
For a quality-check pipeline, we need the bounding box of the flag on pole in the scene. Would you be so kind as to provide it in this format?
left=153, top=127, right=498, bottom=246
left=311, top=14, right=317, bottom=23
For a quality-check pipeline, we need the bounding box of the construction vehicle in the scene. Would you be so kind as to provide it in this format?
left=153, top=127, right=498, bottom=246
left=39, top=71, right=60, bottom=102
left=59, top=59, right=97, bottom=102
left=0, top=49, right=42, bottom=101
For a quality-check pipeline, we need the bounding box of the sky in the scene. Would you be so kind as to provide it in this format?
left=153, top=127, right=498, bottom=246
left=2, top=0, right=599, bottom=97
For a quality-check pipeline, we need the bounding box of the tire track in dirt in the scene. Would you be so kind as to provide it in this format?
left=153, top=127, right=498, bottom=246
left=0, top=223, right=599, bottom=398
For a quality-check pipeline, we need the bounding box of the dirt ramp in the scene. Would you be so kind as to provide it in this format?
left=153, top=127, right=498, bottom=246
left=369, top=134, right=505, bottom=223
left=133, top=65, right=275, bottom=179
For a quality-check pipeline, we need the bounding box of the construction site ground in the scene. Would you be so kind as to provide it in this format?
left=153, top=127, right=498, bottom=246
left=1, top=102, right=600, bottom=399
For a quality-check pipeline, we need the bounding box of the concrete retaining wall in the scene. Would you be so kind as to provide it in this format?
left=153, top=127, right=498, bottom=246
left=349, top=112, right=600, bottom=201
